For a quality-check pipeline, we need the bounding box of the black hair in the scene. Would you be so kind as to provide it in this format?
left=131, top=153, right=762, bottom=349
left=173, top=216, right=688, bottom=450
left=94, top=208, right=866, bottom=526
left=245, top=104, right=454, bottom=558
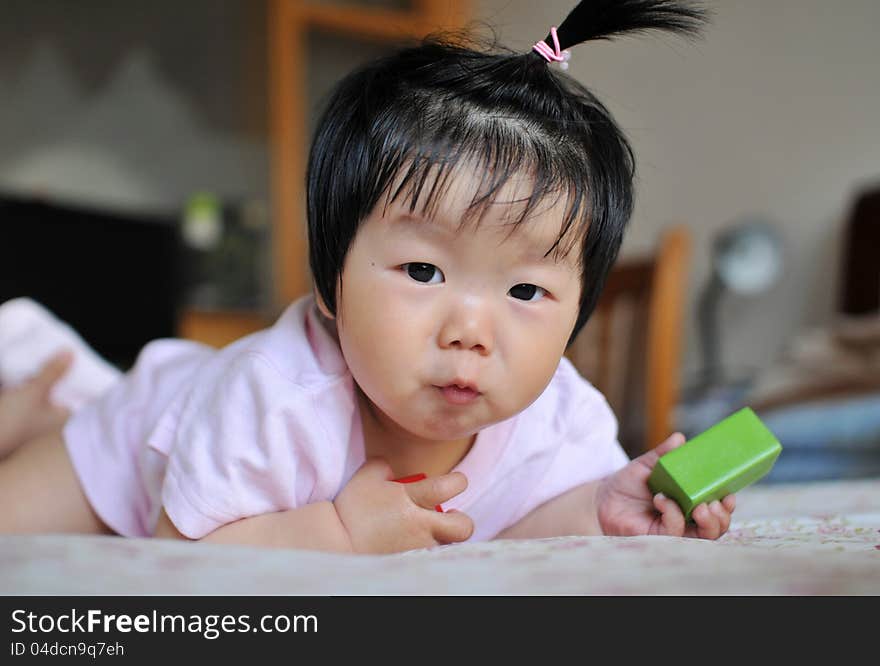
left=307, top=0, right=709, bottom=345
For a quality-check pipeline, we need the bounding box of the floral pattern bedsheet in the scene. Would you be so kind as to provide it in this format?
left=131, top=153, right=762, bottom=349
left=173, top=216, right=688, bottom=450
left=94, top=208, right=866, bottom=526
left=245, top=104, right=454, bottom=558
left=2, top=479, right=878, bottom=595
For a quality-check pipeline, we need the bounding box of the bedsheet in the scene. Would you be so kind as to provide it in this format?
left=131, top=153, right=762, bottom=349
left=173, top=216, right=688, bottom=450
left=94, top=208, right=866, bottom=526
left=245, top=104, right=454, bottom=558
left=2, top=478, right=877, bottom=595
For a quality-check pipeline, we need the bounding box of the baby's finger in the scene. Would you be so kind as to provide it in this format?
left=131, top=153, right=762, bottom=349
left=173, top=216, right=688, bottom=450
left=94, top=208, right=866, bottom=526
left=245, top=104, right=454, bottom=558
left=637, top=432, right=686, bottom=471
left=430, top=509, right=474, bottom=544
left=652, top=492, right=686, bottom=536
left=709, top=500, right=732, bottom=535
left=692, top=502, right=722, bottom=540
left=653, top=432, right=686, bottom=457
left=722, top=494, right=736, bottom=514
left=406, top=472, right=468, bottom=510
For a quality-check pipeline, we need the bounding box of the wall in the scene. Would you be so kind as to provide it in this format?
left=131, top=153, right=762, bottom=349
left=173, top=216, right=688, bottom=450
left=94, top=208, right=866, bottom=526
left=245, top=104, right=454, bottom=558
left=476, top=0, right=880, bottom=386
left=3, top=0, right=879, bottom=387
left=0, top=0, right=268, bottom=215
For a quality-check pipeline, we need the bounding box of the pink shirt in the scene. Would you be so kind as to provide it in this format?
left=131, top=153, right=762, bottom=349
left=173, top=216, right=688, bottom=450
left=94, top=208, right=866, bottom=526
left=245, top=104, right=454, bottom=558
left=64, top=296, right=628, bottom=541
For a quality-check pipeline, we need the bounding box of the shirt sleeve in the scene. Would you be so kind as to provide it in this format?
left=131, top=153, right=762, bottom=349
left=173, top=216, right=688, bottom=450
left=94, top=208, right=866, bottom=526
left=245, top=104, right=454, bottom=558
left=149, top=351, right=323, bottom=539
left=511, top=360, right=630, bottom=520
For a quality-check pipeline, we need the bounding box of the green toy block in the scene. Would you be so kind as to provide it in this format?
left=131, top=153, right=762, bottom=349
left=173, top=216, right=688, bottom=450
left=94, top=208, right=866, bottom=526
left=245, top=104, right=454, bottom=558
left=648, top=407, right=782, bottom=521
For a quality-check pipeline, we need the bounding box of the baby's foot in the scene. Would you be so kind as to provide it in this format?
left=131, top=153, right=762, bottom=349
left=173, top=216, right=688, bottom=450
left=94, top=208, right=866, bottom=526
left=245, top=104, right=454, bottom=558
left=0, top=351, right=72, bottom=458
left=0, top=298, right=122, bottom=411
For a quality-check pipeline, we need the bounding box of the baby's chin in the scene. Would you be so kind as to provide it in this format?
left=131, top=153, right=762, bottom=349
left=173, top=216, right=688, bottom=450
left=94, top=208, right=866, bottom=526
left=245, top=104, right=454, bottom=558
left=408, top=409, right=513, bottom=443
left=367, top=388, right=527, bottom=441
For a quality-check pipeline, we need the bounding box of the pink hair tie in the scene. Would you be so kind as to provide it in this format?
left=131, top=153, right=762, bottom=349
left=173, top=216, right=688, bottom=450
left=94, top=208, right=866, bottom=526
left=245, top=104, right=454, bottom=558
left=532, top=26, right=571, bottom=70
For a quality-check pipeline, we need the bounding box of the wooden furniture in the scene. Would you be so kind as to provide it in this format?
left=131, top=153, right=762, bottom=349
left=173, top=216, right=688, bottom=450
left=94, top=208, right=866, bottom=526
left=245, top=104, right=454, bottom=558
left=839, top=183, right=880, bottom=316
left=566, top=226, right=692, bottom=455
left=267, top=0, right=472, bottom=307
left=177, top=309, right=273, bottom=349
left=178, top=1, right=472, bottom=347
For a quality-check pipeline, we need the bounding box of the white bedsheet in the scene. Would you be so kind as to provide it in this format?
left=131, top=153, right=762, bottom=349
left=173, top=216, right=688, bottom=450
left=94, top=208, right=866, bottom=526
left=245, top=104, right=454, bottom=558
left=2, top=479, right=878, bottom=595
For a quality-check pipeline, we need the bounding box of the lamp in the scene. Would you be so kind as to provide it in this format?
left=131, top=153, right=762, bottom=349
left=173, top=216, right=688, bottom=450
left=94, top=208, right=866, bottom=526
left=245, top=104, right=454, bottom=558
left=697, top=220, right=783, bottom=393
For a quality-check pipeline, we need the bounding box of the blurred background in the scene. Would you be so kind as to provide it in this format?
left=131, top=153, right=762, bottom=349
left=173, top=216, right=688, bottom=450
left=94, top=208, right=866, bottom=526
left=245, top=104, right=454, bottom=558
left=1, top=1, right=878, bottom=482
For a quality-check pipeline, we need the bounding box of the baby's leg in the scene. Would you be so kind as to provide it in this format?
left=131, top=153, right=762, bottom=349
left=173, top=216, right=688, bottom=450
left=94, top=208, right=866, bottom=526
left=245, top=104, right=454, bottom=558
left=0, top=429, right=111, bottom=534
left=0, top=351, right=72, bottom=458
left=0, top=298, right=122, bottom=412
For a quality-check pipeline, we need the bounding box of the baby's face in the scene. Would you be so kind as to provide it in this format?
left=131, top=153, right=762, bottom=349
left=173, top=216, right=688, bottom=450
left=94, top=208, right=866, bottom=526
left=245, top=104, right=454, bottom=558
left=329, top=172, right=582, bottom=442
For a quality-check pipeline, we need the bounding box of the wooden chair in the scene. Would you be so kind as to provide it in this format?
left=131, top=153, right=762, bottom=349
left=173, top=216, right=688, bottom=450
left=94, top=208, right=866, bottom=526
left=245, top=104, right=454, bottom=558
left=566, top=226, right=692, bottom=456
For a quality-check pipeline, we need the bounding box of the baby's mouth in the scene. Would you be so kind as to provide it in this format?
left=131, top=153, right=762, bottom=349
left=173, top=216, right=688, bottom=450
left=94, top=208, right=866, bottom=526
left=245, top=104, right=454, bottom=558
left=435, top=382, right=482, bottom=405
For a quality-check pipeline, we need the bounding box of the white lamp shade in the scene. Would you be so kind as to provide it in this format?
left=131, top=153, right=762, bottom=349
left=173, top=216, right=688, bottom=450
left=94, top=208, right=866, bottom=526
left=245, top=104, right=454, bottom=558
left=714, top=223, right=782, bottom=295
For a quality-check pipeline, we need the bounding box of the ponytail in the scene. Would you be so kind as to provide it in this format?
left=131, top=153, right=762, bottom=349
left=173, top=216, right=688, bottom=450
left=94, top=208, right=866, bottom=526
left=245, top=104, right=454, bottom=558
left=532, top=0, right=709, bottom=66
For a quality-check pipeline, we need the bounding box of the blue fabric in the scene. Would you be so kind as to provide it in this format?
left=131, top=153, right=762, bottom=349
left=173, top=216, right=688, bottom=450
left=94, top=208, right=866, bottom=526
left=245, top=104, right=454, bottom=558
left=755, top=392, right=880, bottom=483
left=757, top=392, right=880, bottom=450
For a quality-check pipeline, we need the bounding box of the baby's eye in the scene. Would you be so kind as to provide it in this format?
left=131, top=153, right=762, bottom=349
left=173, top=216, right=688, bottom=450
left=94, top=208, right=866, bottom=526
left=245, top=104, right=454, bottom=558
left=403, top=263, right=444, bottom=284
left=509, top=283, right=547, bottom=302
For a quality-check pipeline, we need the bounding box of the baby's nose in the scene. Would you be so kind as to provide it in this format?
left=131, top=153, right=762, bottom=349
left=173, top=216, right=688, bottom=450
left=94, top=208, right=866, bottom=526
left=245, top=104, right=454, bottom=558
left=437, top=299, right=494, bottom=355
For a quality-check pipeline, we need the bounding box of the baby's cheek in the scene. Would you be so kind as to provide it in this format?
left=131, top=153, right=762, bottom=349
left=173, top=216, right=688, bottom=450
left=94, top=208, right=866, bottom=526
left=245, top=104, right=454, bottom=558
left=343, top=331, right=417, bottom=415
left=508, top=351, right=562, bottom=407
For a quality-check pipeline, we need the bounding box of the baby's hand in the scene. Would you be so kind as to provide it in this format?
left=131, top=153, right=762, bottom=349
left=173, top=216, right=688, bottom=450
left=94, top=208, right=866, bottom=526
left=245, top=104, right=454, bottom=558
left=596, top=433, right=736, bottom=540
left=333, top=458, right=474, bottom=554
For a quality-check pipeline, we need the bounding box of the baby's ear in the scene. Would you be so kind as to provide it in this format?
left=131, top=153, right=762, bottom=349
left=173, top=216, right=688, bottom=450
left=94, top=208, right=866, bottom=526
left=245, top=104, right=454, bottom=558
left=313, top=289, right=335, bottom=320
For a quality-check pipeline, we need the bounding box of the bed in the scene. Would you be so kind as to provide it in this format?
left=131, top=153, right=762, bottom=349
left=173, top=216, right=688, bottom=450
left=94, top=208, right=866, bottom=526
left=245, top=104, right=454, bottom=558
left=2, top=477, right=877, bottom=595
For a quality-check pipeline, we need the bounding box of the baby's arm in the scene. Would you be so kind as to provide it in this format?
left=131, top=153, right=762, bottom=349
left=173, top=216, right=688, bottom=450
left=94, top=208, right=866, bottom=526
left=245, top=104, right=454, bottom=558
left=495, top=481, right=602, bottom=540
left=153, top=503, right=353, bottom=552
left=154, top=459, right=473, bottom=553
left=495, top=434, right=735, bottom=541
